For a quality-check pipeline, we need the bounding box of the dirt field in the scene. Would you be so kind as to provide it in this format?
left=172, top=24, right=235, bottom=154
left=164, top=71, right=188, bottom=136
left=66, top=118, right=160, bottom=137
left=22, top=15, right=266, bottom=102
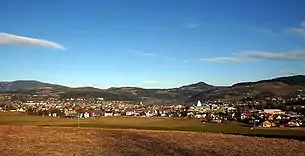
left=0, top=125, right=305, bottom=156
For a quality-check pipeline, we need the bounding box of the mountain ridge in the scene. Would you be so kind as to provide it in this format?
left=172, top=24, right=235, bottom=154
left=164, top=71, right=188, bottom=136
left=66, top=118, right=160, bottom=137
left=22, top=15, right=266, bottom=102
left=233, top=75, right=305, bottom=87
left=1, top=75, right=305, bottom=103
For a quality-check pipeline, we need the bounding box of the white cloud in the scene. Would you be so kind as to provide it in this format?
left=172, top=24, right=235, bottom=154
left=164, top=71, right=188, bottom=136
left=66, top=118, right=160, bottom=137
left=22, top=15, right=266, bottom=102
left=252, top=21, right=305, bottom=37
left=252, top=27, right=277, bottom=35
left=287, top=21, right=305, bottom=37
left=129, top=50, right=176, bottom=62
left=138, top=52, right=161, bottom=58
left=244, top=50, right=305, bottom=60
left=289, top=28, right=305, bottom=37
left=200, top=57, right=252, bottom=62
left=129, top=50, right=191, bottom=63
left=300, top=21, right=305, bottom=27
left=185, top=24, right=201, bottom=28
left=0, top=33, right=65, bottom=50
left=200, top=50, right=305, bottom=63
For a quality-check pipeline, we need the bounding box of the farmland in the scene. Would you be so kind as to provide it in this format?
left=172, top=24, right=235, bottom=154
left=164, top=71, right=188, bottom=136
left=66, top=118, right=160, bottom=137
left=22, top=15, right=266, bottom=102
left=1, top=125, right=305, bottom=156
left=1, top=113, right=305, bottom=155
left=1, top=112, right=305, bottom=140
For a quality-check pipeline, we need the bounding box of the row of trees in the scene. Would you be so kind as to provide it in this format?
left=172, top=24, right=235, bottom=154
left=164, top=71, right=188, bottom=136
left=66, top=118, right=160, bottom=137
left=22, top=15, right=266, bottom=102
left=26, top=107, right=65, bottom=117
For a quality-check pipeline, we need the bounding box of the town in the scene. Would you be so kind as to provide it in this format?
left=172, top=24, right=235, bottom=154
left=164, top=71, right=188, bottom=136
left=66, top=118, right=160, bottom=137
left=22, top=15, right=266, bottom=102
left=1, top=92, right=304, bottom=128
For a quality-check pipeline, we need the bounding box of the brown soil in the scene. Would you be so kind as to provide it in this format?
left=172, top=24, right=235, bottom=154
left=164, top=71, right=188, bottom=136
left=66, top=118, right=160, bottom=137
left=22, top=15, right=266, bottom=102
left=0, top=125, right=304, bottom=156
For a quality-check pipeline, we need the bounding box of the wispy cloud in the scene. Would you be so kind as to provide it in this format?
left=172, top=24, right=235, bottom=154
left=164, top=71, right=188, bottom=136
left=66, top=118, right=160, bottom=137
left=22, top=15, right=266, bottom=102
left=200, top=50, right=305, bottom=63
left=200, top=57, right=253, bottom=62
left=185, top=23, right=201, bottom=28
left=129, top=50, right=190, bottom=63
left=252, top=27, right=277, bottom=35
left=0, top=32, right=65, bottom=50
left=244, top=50, right=305, bottom=60
left=286, top=21, right=305, bottom=37
left=252, top=21, right=305, bottom=37
left=129, top=50, right=175, bottom=62
left=137, top=52, right=161, bottom=58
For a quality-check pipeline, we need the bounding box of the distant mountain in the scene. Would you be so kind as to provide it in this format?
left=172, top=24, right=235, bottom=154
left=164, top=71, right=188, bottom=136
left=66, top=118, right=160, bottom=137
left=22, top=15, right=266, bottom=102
left=59, top=89, right=139, bottom=101
left=177, top=82, right=217, bottom=91
left=72, top=87, right=106, bottom=92
left=233, top=75, right=305, bottom=87
left=1, top=75, right=305, bottom=103
left=107, top=87, right=184, bottom=101
left=0, top=80, right=69, bottom=92
left=106, top=82, right=217, bottom=102
left=188, top=75, right=305, bottom=103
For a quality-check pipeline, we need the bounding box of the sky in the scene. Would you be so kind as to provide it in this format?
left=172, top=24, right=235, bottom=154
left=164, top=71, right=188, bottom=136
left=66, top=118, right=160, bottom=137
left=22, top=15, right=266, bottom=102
left=1, top=0, right=305, bottom=89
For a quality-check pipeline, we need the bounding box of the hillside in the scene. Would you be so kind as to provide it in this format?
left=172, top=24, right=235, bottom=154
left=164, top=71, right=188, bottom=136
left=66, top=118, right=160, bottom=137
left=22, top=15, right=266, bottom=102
left=178, top=82, right=217, bottom=91
left=60, top=88, right=139, bottom=101
left=233, top=75, right=305, bottom=87
left=1, top=75, right=305, bottom=103
left=0, top=80, right=69, bottom=92
left=188, top=75, right=305, bottom=102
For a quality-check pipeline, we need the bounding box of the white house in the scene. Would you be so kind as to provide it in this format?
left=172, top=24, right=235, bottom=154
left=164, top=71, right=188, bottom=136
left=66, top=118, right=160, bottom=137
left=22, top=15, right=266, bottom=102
left=104, top=112, right=113, bottom=117
left=264, top=109, right=284, bottom=114
left=195, top=113, right=206, bottom=118
left=197, top=100, right=202, bottom=107
left=227, top=107, right=236, bottom=112
left=113, top=113, right=121, bottom=116
left=17, top=108, right=26, bottom=112
left=52, top=113, right=57, bottom=118
left=126, top=111, right=134, bottom=116
left=83, top=112, right=90, bottom=118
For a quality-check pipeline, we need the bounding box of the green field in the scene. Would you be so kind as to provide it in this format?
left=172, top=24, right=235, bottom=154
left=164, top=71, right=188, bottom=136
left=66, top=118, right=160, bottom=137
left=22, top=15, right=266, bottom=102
left=1, top=112, right=305, bottom=140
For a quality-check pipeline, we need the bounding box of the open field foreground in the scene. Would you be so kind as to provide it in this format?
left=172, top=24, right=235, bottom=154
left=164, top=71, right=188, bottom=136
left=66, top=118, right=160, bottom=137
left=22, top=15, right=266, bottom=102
left=1, top=113, right=305, bottom=140
left=0, top=113, right=305, bottom=141
left=0, top=125, right=305, bottom=156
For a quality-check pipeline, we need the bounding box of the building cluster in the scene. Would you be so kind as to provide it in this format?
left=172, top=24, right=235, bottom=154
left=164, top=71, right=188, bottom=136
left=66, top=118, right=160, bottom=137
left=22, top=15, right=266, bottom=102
left=240, top=108, right=304, bottom=128
left=0, top=93, right=304, bottom=128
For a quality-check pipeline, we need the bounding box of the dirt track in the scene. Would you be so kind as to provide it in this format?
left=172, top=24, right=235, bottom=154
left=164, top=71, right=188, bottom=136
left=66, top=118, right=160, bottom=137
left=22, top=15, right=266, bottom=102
left=0, top=125, right=304, bottom=156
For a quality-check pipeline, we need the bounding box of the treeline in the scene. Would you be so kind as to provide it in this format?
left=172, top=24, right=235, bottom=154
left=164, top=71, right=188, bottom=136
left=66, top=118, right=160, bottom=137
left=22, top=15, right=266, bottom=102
left=285, top=100, right=305, bottom=106
left=27, top=107, right=65, bottom=117
left=59, top=90, right=139, bottom=101
left=0, top=89, right=39, bottom=95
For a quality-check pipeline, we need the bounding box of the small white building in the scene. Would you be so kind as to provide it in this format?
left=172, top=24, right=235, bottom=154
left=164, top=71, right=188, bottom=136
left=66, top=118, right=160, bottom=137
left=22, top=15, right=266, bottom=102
left=227, top=107, right=237, bottom=112
left=126, top=111, right=134, bottom=116
left=113, top=113, right=121, bottom=116
left=264, top=109, right=284, bottom=114
left=195, top=113, right=206, bottom=118
left=104, top=112, right=113, bottom=117
left=83, top=112, right=90, bottom=118
left=160, top=113, right=167, bottom=117
left=17, top=108, right=26, bottom=112
left=197, top=100, right=202, bottom=107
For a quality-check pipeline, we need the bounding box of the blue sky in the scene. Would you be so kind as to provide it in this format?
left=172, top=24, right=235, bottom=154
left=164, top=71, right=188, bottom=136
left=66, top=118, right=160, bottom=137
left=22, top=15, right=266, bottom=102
left=1, top=0, right=305, bottom=88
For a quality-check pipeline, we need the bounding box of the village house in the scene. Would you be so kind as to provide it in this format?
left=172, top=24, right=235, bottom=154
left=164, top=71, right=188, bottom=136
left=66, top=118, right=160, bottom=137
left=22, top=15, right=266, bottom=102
left=83, top=112, right=90, bottom=118
left=262, top=121, right=272, bottom=127
left=104, top=111, right=113, bottom=117
left=263, top=109, right=284, bottom=115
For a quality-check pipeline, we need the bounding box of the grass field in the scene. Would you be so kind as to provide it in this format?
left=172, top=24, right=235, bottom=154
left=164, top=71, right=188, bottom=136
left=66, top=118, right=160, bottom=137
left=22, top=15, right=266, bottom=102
left=2, top=125, right=305, bottom=156
left=1, top=112, right=305, bottom=140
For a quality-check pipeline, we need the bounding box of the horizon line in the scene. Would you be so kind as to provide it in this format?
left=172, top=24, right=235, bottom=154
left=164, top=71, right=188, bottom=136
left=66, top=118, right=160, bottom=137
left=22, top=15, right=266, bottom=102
left=0, top=74, right=304, bottom=90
